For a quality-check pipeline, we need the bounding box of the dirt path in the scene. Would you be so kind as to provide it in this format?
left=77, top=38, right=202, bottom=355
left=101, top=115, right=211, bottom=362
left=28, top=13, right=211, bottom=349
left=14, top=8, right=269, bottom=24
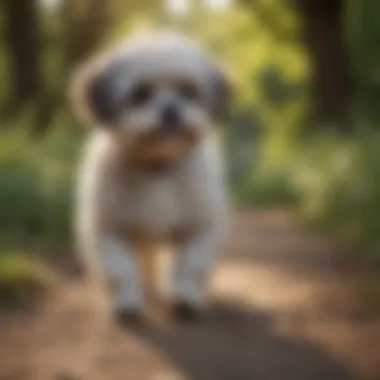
left=1, top=210, right=380, bottom=380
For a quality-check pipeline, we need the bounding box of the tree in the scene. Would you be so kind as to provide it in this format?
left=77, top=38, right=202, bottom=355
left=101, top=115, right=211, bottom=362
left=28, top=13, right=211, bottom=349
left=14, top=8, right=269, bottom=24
left=297, top=0, right=352, bottom=127
left=62, top=0, right=115, bottom=69
left=4, top=0, right=43, bottom=106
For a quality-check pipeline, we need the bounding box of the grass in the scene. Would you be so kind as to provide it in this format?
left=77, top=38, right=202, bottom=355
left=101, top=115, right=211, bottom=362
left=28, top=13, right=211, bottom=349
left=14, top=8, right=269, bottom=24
left=0, top=251, right=56, bottom=308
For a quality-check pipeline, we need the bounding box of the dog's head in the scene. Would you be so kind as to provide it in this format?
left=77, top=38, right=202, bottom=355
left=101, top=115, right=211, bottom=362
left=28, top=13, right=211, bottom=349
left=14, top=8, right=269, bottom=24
left=70, top=31, right=231, bottom=164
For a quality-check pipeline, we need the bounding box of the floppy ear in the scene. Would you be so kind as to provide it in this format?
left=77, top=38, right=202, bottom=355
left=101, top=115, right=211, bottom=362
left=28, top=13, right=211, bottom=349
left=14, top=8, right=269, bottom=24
left=68, top=56, right=124, bottom=126
left=210, top=65, right=232, bottom=122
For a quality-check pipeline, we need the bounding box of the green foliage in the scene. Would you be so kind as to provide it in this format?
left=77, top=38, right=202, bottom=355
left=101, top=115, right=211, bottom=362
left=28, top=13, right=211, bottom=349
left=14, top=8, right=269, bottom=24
left=0, top=251, right=56, bottom=307
left=294, top=132, right=380, bottom=260
left=238, top=128, right=380, bottom=261
left=0, top=111, right=82, bottom=251
left=346, top=0, right=380, bottom=123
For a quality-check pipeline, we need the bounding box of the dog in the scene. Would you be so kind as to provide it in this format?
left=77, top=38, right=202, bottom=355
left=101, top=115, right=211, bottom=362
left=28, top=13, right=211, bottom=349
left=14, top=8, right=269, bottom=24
left=70, top=31, right=231, bottom=323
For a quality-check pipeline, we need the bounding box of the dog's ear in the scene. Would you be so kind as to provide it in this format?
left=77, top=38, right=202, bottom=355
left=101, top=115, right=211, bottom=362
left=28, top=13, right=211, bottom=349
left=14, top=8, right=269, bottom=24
left=69, top=56, right=125, bottom=126
left=209, top=65, right=232, bottom=123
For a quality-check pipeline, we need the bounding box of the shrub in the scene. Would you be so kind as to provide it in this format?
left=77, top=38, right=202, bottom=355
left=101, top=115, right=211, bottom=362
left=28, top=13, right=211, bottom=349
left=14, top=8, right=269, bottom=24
left=0, top=251, right=56, bottom=307
left=238, top=128, right=380, bottom=262
left=0, top=110, right=82, bottom=251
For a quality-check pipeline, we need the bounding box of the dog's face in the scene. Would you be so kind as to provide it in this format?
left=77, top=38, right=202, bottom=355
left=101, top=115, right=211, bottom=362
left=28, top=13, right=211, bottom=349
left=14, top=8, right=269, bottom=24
left=71, top=32, right=230, bottom=164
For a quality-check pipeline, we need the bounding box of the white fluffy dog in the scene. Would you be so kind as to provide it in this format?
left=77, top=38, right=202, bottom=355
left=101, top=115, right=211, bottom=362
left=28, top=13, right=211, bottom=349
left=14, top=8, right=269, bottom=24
left=70, top=31, right=231, bottom=323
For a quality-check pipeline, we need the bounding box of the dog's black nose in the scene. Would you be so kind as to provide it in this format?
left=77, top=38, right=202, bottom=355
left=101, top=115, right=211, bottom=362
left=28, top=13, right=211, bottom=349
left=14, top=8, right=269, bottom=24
left=160, top=105, right=181, bottom=128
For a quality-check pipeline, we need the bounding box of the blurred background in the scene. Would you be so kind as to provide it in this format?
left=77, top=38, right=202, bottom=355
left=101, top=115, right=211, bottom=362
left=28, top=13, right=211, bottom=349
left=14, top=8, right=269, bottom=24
left=0, top=0, right=380, bottom=380
left=1, top=0, right=380, bottom=289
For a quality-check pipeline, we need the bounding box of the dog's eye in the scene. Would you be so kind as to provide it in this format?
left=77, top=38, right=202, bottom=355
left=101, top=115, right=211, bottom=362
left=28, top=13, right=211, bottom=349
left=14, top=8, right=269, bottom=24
left=129, top=83, right=153, bottom=106
left=178, top=83, right=200, bottom=101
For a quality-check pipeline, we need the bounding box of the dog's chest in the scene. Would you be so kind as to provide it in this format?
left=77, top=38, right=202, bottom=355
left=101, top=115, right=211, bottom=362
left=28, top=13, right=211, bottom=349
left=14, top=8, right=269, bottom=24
left=110, top=172, right=207, bottom=237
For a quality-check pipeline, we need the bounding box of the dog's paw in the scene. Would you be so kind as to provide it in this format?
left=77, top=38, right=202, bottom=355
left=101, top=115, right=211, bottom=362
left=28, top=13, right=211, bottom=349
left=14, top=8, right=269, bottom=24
left=114, top=308, right=144, bottom=328
left=171, top=301, right=204, bottom=322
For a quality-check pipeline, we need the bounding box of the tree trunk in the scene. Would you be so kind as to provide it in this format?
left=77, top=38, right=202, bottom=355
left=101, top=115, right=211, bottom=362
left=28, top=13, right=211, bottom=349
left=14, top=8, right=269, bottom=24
left=4, top=0, right=42, bottom=106
left=63, top=0, right=114, bottom=70
left=297, top=0, right=352, bottom=127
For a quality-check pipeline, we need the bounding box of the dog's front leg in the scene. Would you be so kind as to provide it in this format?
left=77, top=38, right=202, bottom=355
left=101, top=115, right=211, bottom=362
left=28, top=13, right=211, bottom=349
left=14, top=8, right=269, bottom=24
left=98, top=235, right=144, bottom=321
left=173, top=224, right=224, bottom=318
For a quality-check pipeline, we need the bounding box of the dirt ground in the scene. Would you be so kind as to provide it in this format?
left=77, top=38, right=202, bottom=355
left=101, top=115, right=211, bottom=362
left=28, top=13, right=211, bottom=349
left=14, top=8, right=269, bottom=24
left=1, top=209, right=380, bottom=380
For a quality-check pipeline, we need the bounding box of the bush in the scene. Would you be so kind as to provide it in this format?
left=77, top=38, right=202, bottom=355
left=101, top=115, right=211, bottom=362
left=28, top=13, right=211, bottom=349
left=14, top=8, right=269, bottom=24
left=0, top=251, right=56, bottom=307
left=0, top=110, right=82, bottom=252
left=238, top=128, right=380, bottom=262
left=292, top=131, right=380, bottom=261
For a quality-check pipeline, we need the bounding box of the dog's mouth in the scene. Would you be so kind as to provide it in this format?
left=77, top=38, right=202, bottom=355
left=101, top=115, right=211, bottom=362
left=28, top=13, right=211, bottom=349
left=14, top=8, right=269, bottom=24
left=141, top=123, right=199, bottom=144
left=126, top=125, right=199, bottom=173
